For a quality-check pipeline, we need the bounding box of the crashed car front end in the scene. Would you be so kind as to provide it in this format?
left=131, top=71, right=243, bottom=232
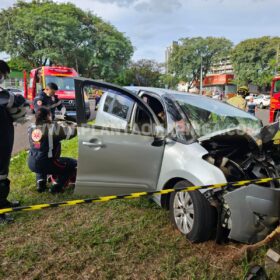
left=199, top=123, right=280, bottom=244
left=224, top=183, right=280, bottom=244
left=174, top=94, right=280, bottom=244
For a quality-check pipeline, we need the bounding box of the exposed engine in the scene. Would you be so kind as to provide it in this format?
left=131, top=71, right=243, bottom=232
left=200, top=125, right=280, bottom=244
left=201, top=129, right=280, bottom=187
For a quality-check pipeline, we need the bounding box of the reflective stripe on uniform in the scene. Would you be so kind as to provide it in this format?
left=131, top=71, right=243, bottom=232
left=49, top=100, right=62, bottom=109
left=6, top=93, right=14, bottom=109
left=66, top=127, right=72, bottom=140
left=0, top=174, right=8, bottom=180
left=48, top=124, right=55, bottom=158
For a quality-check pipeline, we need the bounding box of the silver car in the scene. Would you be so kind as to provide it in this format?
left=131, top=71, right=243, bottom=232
left=74, top=79, right=280, bottom=244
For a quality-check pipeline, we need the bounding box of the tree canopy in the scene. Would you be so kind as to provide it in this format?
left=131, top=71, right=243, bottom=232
left=231, top=36, right=280, bottom=88
left=120, top=59, right=163, bottom=87
left=167, top=37, right=233, bottom=89
left=0, top=0, right=133, bottom=80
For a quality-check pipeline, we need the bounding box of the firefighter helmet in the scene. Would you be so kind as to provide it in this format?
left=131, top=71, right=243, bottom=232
left=237, top=86, right=249, bottom=97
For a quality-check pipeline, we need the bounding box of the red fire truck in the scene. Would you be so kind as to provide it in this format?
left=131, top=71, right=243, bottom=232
left=24, top=66, right=79, bottom=118
left=269, top=76, right=280, bottom=122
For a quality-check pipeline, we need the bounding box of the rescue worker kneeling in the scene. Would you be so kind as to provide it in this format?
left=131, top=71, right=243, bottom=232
left=28, top=108, right=77, bottom=193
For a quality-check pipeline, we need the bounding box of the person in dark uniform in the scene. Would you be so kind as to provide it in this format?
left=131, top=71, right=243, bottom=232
left=33, top=82, right=66, bottom=189
left=0, top=60, right=27, bottom=223
left=28, top=108, right=77, bottom=193
left=34, top=82, right=65, bottom=120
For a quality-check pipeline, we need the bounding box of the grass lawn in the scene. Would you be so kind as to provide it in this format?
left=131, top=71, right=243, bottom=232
left=0, top=137, right=279, bottom=279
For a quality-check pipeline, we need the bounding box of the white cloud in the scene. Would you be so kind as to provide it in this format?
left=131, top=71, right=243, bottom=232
left=134, top=0, right=182, bottom=13
left=91, top=0, right=138, bottom=7
left=1, top=0, right=280, bottom=62
left=0, top=0, right=17, bottom=9
left=92, top=0, right=181, bottom=12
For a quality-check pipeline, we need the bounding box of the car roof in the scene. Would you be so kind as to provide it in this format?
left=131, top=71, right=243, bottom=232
left=74, top=78, right=198, bottom=98
left=125, top=86, right=198, bottom=98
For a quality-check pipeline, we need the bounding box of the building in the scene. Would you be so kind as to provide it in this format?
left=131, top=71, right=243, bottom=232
left=203, top=74, right=236, bottom=97
left=165, top=41, right=178, bottom=74
left=164, top=41, right=237, bottom=95
left=2, top=70, right=24, bottom=89
left=209, top=57, right=234, bottom=75
left=203, top=56, right=236, bottom=97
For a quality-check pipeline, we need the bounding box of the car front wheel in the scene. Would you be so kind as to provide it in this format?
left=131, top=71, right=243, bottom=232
left=169, top=180, right=217, bottom=243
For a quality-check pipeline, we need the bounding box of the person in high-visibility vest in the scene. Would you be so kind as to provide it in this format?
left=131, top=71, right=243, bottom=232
left=227, top=86, right=249, bottom=110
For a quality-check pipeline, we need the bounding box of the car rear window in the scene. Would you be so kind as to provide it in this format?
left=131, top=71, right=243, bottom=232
left=103, top=92, right=134, bottom=120
left=111, top=95, right=132, bottom=119
left=104, top=94, right=114, bottom=113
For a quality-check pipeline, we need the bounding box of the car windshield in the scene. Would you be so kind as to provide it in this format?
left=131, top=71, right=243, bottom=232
left=173, top=94, right=262, bottom=138
left=45, top=76, right=75, bottom=91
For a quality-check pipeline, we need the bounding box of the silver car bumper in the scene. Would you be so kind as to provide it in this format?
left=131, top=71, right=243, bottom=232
left=224, top=184, right=280, bottom=244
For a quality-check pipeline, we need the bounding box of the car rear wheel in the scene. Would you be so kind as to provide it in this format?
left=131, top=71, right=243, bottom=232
left=169, top=180, right=217, bottom=243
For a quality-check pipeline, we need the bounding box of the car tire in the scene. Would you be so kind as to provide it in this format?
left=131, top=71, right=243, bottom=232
left=259, top=103, right=263, bottom=109
left=169, top=180, right=217, bottom=243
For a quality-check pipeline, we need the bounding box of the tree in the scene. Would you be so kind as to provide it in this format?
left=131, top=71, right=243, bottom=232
left=231, top=36, right=280, bottom=88
left=80, top=15, right=134, bottom=81
left=168, top=37, right=233, bottom=89
left=8, top=56, right=33, bottom=72
left=120, top=59, right=163, bottom=87
left=0, top=0, right=133, bottom=80
left=158, top=73, right=179, bottom=89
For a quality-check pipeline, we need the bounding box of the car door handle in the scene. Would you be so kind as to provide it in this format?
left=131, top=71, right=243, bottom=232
left=82, top=141, right=105, bottom=148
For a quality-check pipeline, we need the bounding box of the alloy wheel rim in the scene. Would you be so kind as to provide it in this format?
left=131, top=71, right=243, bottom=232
left=173, top=192, right=194, bottom=234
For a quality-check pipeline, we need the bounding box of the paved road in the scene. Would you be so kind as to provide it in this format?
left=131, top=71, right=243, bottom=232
left=13, top=111, right=33, bottom=155
left=256, top=108, right=270, bottom=126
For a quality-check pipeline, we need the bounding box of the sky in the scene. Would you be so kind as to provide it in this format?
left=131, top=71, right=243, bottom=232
left=1, top=0, right=280, bottom=62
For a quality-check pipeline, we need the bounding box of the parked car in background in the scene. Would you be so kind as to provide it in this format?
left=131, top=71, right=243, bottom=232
left=245, top=93, right=258, bottom=101
left=212, top=92, right=220, bottom=100
left=253, top=94, right=270, bottom=109
left=73, top=79, right=280, bottom=244
left=6, top=88, right=24, bottom=96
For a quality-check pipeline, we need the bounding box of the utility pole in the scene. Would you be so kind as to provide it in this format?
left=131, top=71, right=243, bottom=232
left=75, top=57, right=79, bottom=73
left=200, top=55, right=203, bottom=95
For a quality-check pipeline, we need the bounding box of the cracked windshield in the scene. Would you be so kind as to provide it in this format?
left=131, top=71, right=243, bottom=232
left=176, top=94, right=262, bottom=138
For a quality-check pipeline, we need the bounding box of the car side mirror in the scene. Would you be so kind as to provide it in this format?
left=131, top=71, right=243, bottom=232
left=154, top=125, right=166, bottom=137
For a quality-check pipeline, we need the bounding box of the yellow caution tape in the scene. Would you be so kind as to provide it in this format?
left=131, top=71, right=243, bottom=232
left=0, top=177, right=279, bottom=215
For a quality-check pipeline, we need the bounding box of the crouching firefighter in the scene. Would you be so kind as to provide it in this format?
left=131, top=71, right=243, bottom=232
left=28, top=108, right=77, bottom=193
left=0, top=60, right=27, bottom=223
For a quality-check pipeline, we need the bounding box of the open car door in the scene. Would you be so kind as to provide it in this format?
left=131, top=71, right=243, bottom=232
left=74, top=78, right=165, bottom=196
